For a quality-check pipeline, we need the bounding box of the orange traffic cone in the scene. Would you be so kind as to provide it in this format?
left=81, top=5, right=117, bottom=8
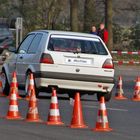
left=8, top=71, right=22, bottom=99
left=132, top=76, right=140, bottom=101
left=26, top=73, right=35, bottom=101
left=70, top=92, right=88, bottom=128
left=115, top=76, right=127, bottom=100
left=0, top=80, right=5, bottom=96
left=25, top=89, right=42, bottom=122
left=6, top=88, right=23, bottom=120
left=92, top=96, right=112, bottom=132
left=47, top=88, right=64, bottom=125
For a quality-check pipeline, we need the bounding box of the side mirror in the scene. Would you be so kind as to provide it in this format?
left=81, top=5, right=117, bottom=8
left=8, top=47, right=16, bottom=53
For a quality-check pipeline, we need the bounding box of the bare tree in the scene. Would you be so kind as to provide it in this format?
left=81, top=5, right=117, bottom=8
left=11, top=0, right=65, bottom=32
left=70, top=0, right=79, bottom=31
left=84, top=0, right=103, bottom=32
left=84, top=0, right=94, bottom=32
left=105, top=0, right=113, bottom=50
left=0, top=0, right=9, bottom=17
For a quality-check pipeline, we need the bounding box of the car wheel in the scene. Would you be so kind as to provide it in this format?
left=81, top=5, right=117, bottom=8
left=25, top=72, right=39, bottom=98
left=1, top=70, right=10, bottom=95
left=97, top=92, right=112, bottom=102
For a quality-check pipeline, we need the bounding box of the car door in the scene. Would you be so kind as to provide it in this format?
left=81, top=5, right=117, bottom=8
left=16, top=34, right=35, bottom=85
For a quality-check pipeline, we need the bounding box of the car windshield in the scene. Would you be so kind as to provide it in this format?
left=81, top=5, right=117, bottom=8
left=48, top=35, right=108, bottom=55
left=0, top=27, right=11, bottom=36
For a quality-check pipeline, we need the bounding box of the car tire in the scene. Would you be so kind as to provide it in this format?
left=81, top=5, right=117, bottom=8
left=97, top=92, right=112, bottom=102
left=1, top=70, right=10, bottom=95
left=25, top=72, right=39, bottom=98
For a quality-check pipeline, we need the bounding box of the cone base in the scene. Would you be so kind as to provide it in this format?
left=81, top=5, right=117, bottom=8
left=5, top=116, right=23, bottom=120
left=114, top=96, right=127, bottom=100
left=70, top=124, right=88, bottom=129
left=92, top=127, right=113, bottom=132
left=26, top=118, right=43, bottom=123
left=0, top=93, right=6, bottom=97
left=132, top=98, right=140, bottom=101
left=47, top=121, right=64, bottom=125
left=7, top=96, right=22, bottom=100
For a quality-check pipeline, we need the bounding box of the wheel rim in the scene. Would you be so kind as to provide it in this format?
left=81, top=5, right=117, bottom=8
left=1, top=72, right=6, bottom=90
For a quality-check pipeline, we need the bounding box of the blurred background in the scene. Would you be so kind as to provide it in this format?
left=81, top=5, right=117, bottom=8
left=0, top=0, right=140, bottom=51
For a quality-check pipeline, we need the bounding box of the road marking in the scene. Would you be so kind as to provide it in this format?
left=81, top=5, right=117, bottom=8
left=69, top=98, right=74, bottom=106
left=83, top=105, right=128, bottom=112
left=69, top=99, right=128, bottom=112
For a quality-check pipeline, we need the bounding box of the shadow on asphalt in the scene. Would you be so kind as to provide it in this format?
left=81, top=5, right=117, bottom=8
left=38, top=95, right=97, bottom=102
left=19, top=94, right=97, bottom=102
left=81, top=98, right=97, bottom=102
left=39, top=95, right=68, bottom=100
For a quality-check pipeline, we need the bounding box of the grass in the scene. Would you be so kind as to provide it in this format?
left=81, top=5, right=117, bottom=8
left=112, top=54, right=140, bottom=61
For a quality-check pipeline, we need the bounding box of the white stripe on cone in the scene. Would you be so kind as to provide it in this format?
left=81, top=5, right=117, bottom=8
left=28, top=90, right=32, bottom=96
left=100, top=103, right=106, bottom=110
left=119, top=81, right=122, bottom=85
left=136, top=82, right=140, bottom=87
left=30, top=80, right=34, bottom=85
left=97, top=116, right=108, bottom=123
left=9, top=105, right=18, bottom=111
left=70, top=98, right=75, bottom=106
left=28, top=107, right=38, bottom=114
left=10, top=94, right=17, bottom=100
left=30, top=96, right=36, bottom=101
left=49, top=109, right=60, bottom=116
left=51, top=97, right=58, bottom=104
left=12, top=78, right=17, bottom=83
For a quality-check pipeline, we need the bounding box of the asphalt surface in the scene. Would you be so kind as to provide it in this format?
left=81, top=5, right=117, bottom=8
left=0, top=65, right=140, bottom=140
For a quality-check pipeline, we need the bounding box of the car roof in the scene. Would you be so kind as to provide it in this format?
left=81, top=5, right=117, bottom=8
left=30, top=30, right=100, bottom=39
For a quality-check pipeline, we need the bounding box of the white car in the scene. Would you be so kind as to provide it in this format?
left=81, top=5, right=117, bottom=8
left=1, top=30, right=115, bottom=101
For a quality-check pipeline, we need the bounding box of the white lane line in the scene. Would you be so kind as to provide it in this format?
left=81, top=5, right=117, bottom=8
left=69, top=98, right=74, bottom=106
left=83, top=105, right=128, bottom=112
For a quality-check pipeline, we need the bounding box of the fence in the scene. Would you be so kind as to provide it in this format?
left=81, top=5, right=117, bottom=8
left=111, top=51, right=140, bottom=65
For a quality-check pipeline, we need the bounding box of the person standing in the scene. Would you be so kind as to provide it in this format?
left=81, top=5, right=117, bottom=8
left=97, top=23, right=108, bottom=44
left=90, top=26, right=97, bottom=35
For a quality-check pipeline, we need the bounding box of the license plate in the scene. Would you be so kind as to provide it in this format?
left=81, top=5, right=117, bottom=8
left=65, top=57, right=93, bottom=65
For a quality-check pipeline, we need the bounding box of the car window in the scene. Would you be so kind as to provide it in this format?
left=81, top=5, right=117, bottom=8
left=27, top=33, right=43, bottom=54
left=18, top=34, right=35, bottom=54
left=48, top=35, right=108, bottom=55
left=0, top=28, right=11, bottom=36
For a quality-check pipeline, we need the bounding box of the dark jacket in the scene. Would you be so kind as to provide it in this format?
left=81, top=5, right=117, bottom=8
left=97, top=29, right=108, bottom=44
left=90, top=31, right=97, bottom=35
